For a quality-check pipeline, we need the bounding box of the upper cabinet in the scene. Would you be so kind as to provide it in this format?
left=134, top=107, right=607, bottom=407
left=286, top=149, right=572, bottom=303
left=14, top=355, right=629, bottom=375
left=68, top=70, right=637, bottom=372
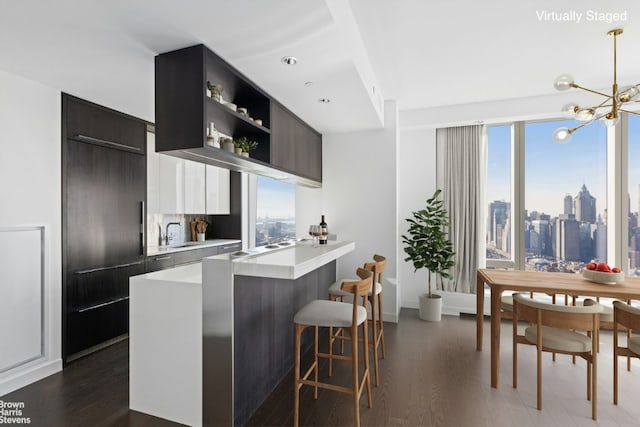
left=155, top=44, right=321, bottom=187
left=66, top=94, right=146, bottom=154
left=270, top=101, right=322, bottom=183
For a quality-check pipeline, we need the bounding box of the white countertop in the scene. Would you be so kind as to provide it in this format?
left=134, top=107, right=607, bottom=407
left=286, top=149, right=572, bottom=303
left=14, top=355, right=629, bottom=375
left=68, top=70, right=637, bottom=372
left=147, top=239, right=241, bottom=256
left=135, top=262, right=203, bottom=284
left=231, top=240, right=355, bottom=280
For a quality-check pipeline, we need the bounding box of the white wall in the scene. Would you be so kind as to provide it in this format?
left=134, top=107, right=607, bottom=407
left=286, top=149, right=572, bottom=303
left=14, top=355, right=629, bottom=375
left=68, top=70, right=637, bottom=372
left=397, top=128, right=437, bottom=308
left=0, top=69, right=62, bottom=395
left=319, top=100, right=399, bottom=320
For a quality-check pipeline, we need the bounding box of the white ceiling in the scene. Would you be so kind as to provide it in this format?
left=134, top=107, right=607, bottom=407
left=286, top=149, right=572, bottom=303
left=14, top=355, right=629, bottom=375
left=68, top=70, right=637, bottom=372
left=1, top=0, right=639, bottom=133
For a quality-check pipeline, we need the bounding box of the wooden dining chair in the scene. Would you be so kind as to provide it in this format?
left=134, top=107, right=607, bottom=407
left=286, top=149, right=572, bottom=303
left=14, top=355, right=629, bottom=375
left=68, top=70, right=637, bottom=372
left=512, top=293, right=603, bottom=420
left=293, top=268, right=373, bottom=427
left=613, top=300, right=640, bottom=405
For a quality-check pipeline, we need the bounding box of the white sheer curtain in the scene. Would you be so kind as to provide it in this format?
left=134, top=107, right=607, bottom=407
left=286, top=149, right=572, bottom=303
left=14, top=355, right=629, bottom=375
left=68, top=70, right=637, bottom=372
left=436, top=125, right=487, bottom=294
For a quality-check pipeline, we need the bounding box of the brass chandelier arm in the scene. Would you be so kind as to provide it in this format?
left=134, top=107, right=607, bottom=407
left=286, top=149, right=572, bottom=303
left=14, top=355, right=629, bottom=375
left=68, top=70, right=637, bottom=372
left=570, top=83, right=612, bottom=99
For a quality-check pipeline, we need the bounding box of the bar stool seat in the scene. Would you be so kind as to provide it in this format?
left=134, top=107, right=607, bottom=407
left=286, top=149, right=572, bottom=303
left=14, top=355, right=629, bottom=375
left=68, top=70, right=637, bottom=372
left=294, top=268, right=373, bottom=427
left=295, top=300, right=366, bottom=327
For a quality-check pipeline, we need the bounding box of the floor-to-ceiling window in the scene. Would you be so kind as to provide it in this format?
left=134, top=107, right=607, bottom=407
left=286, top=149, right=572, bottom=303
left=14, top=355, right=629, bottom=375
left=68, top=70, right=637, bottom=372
left=628, top=115, right=640, bottom=275
left=486, top=125, right=513, bottom=267
left=524, top=119, right=607, bottom=271
left=486, top=117, right=611, bottom=272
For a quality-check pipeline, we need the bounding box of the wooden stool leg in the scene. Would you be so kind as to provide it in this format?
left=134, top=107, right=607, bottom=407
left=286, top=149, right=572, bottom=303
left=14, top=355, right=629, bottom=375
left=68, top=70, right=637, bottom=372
left=378, top=293, right=385, bottom=359
left=314, top=326, right=319, bottom=399
left=370, top=294, right=380, bottom=386
left=329, top=326, right=334, bottom=377
left=363, top=316, right=372, bottom=409
left=294, top=323, right=304, bottom=427
left=351, top=326, right=360, bottom=427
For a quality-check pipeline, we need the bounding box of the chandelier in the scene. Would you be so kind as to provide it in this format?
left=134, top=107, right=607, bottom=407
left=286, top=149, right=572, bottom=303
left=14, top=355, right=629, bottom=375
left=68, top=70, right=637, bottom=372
left=552, top=28, right=640, bottom=143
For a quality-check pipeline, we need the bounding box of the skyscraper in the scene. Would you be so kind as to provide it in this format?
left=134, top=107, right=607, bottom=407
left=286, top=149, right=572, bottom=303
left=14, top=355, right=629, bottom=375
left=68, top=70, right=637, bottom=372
left=555, top=215, right=580, bottom=261
left=574, top=184, right=596, bottom=223
left=563, top=194, right=573, bottom=216
left=488, top=200, right=509, bottom=249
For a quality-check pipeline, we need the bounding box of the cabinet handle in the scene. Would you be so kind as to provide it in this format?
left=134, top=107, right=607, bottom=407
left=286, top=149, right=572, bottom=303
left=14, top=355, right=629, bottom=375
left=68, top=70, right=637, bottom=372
left=77, top=296, right=129, bottom=313
left=74, top=260, right=144, bottom=275
left=140, top=201, right=145, bottom=255
left=73, top=134, right=142, bottom=153
left=152, top=256, right=172, bottom=261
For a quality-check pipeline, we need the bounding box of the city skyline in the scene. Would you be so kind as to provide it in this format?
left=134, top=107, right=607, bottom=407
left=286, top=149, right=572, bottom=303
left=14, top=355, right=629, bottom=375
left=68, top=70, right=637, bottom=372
left=489, top=117, right=640, bottom=218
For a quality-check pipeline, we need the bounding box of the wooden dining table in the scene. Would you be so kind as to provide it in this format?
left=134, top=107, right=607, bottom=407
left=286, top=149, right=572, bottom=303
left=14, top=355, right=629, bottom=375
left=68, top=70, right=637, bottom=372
left=476, top=268, right=640, bottom=388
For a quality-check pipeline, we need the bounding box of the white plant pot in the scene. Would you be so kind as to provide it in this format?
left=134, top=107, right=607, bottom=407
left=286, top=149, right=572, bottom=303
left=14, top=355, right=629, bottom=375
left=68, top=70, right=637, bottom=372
left=419, top=293, right=442, bottom=322
left=222, top=141, right=234, bottom=152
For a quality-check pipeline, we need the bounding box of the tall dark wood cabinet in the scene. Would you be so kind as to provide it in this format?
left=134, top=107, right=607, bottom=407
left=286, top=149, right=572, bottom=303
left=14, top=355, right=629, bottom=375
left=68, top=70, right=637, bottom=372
left=62, top=94, right=146, bottom=362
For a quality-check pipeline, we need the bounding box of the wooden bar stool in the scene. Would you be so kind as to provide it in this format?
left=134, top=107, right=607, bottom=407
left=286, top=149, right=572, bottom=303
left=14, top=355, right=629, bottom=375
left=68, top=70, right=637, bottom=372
left=293, top=268, right=373, bottom=427
left=328, top=254, right=387, bottom=386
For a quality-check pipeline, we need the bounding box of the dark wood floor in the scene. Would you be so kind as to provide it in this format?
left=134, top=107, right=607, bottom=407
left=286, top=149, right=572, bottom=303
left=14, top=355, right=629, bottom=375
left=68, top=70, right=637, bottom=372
left=3, top=309, right=640, bottom=426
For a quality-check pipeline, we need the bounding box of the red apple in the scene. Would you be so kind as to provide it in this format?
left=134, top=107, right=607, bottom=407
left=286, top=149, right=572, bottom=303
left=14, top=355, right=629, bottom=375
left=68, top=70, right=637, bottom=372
left=586, top=262, right=597, bottom=270
left=596, top=262, right=611, bottom=272
left=612, top=267, right=621, bottom=273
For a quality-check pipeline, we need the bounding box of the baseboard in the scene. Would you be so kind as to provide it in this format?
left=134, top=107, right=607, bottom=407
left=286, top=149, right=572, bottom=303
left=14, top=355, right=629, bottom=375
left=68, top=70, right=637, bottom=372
left=0, top=359, right=62, bottom=397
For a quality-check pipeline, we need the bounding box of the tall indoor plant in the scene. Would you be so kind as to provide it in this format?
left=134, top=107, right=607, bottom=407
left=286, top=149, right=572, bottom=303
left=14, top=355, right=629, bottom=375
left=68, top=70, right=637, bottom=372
left=402, top=189, right=455, bottom=321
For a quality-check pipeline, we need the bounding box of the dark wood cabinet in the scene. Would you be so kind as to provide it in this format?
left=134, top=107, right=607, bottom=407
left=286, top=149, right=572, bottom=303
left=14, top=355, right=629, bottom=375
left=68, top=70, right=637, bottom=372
left=155, top=44, right=271, bottom=163
left=65, top=94, right=146, bottom=154
left=145, top=254, right=174, bottom=272
left=270, top=101, right=322, bottom=182
left=62, top=94, right=147, bottom=363
left=155, top=44, right=322, bottom=187
left=145, top=242, right=239, bottom=273
left=66, top=261, right=144, bottom=356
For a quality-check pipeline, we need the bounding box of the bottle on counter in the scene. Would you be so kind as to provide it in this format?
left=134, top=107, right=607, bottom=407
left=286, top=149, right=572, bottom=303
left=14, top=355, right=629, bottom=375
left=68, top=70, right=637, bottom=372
left=319, top=215, right=328, bottom=245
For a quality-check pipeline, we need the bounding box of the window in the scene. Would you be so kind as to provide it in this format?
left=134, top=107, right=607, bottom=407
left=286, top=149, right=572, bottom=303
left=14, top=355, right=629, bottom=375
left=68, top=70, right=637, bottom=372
left=255, top=176, right=296, bottom=246
left=486, top=125, right=512, bottom=263
left=486, top=118, right=610, bottom=272
left=524, top=120, right=607, bottom=272
left=628, top=115, right=640, bottom=275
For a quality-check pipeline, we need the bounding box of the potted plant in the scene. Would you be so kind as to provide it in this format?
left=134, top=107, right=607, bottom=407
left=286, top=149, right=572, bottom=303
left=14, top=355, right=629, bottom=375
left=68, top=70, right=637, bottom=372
left=402, top=189, right=455, bottom=321
left=233, top=137, right=246, bottom=155
left=242, top=139, right=258, bottom=157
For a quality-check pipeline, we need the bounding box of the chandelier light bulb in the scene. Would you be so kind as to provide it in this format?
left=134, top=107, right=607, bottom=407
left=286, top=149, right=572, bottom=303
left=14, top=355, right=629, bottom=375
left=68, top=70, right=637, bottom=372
left=554, top=74, right=575, bottom=91
left=552, top=127, right=572, bottom=143
left=616, top=85, right=640, bottom=103
left=575, top=108, right=596, bottom=124
left=561, top=102, right=579, bottom=118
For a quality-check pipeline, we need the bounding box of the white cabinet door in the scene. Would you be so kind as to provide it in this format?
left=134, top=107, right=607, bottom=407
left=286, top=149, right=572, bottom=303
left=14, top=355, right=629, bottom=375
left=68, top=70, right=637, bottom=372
left=158, top=154, right=185, bottom=214
left=206, top=165, right=230, bottom=214
left=184, top=160, right=206, bottom=214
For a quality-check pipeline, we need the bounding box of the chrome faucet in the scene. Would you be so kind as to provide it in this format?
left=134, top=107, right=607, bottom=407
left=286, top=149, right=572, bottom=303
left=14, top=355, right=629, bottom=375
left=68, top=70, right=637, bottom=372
left=165, top=222, right=181, bottom=245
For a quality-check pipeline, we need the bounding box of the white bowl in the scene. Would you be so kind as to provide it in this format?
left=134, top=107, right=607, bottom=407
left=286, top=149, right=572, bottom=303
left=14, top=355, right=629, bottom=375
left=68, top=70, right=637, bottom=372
left=223, top=102, right=237, bottom=112
left=582, top=268, right=625, bottom=284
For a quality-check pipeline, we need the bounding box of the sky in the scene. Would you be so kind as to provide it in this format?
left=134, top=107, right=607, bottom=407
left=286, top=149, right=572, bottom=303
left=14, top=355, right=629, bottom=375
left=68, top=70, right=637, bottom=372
left=487, top=117, right=640, bottom=218
left=256, top=175, right=295, bottom=218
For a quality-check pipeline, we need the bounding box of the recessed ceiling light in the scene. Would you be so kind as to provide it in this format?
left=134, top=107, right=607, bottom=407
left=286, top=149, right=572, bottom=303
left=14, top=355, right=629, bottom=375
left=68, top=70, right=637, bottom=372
left=318, top=98, right=331, bottom=103
left=281, top=56, right=297, bottom=65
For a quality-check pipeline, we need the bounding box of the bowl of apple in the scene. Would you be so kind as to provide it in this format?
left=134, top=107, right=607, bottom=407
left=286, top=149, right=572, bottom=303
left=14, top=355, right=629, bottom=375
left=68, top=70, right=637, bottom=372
left=582, top=262, right=625, bottom=285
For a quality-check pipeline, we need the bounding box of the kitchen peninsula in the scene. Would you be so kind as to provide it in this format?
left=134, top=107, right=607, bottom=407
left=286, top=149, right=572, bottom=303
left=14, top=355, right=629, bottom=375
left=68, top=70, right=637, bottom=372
left=129, top=240, right=355, bottom=426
